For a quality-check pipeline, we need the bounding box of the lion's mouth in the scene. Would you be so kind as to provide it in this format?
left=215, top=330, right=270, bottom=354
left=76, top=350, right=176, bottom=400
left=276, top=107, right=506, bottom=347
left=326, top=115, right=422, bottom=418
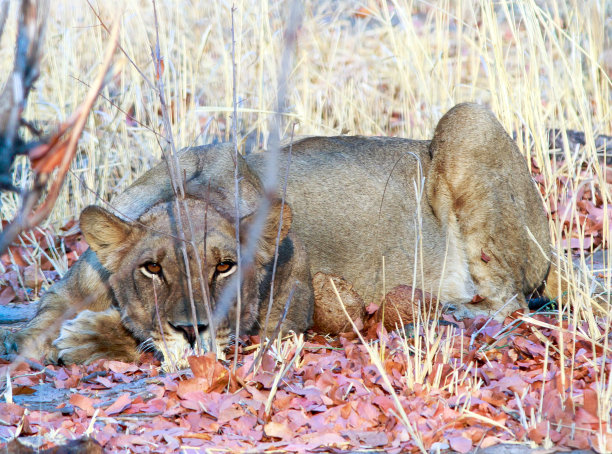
left=168, top=322, right=208, bottom=347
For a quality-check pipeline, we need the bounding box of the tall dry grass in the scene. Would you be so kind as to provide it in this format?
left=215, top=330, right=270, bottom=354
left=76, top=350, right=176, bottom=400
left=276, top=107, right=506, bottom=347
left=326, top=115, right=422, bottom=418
left=0, top=0, right=610, bottom=447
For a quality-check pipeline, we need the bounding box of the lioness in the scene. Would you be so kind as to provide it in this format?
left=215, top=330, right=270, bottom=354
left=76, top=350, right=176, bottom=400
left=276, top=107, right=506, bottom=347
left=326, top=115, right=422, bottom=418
left=3, top=103, right=551, bottom=364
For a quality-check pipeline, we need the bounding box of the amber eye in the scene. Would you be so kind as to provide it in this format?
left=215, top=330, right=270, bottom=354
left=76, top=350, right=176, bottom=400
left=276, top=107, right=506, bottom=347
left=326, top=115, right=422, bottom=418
left=143, top=262, right=162, bottom=275
left=215, top=261, right=235, bottom=274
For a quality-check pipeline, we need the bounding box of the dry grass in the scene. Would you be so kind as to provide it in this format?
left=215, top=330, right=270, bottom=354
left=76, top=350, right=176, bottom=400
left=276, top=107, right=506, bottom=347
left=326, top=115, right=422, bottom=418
left=0, top=0, right=611, bottom=448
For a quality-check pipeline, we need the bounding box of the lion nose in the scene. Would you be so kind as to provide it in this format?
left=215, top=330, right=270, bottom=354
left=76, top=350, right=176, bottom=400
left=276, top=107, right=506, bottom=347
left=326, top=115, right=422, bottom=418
left=170, top=323, right=208, bottom=347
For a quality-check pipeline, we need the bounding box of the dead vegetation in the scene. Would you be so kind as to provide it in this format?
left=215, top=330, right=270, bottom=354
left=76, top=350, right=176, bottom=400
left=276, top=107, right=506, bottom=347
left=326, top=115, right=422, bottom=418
left=0, top=0, right=611, bottom=452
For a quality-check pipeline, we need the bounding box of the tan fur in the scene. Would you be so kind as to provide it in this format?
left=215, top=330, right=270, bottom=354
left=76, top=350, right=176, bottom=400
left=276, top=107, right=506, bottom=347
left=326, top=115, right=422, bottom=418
left=52, top=309, right=140, bottom=364
left=4, top=103, right=551, bottom=364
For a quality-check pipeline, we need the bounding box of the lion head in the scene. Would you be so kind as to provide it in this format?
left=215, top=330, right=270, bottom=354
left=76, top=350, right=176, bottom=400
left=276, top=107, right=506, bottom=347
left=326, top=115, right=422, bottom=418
left=78, top=195, right=294, bottom=363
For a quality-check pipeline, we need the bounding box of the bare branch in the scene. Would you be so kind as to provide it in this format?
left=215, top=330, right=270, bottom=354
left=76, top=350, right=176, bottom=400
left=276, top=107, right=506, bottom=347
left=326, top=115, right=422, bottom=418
left=150, top=0, right=216, bottom=354
left=0, top=0, right=47, bottom=192
left=230, top=3, right=243, bottom=374
left=86, top=0, right=156, bottom=92
left=263, top=122, right=296, bottom=338
left=0, top=1, right=10, bottom=43
left=0, top=9, right=120, bottom=255
left=212, top=0, right=302, bottom=334
left=249, top=281, right=298, bottom=376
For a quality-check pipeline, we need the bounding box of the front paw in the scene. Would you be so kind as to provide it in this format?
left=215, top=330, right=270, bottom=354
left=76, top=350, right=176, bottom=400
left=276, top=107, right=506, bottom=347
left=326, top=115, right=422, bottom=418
left=1, top=328, right=16, bottom=355
left=2, top=327, right=59, bottom=362
left=53, top=309, right=139, bottom=364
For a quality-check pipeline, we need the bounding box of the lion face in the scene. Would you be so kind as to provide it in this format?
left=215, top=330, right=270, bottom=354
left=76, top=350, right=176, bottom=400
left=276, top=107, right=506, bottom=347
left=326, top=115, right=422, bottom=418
left=79, top=196, right=291, bottom=362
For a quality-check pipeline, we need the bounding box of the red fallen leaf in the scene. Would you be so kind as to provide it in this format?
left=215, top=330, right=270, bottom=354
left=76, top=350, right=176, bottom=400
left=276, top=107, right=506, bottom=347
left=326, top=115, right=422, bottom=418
left=513, top=336, right=547, bottom=357
left=217, top=403, right=244, bottom=424
left=105, top=393, right=132, bottom=415
left=471, top=294, right=485, bottom=303
left=298, top=432, right=348, bottom=448
left=109, top=434, right=152, bottom=448
left=20, top=414, right=36, bottom=436
left=186, top=357, right=230, bottom=394
left=188, top=354, right=233, bottom=392
left=106, top=361, right=139, bottom=374
left=177, top=378, right=213, bottom=401
left=179, top=432, right=213, bottom=442
left=449, top=436, right=472, bottom=453
left=562, top=430, right=590, bottom=450
left=343, top=430, right=388, bottom=447
left=561, top=237, right=593, bottom=250
left=528, top=420, right=549, bottom=444
left=0, top=286, right=16, bottom=304
left=188, top=353, right=218, bottom=378
left=493, top=374, right=528, bottom=394
left=481, top=249, right=491, bottom=263
left=479, top=389, right=507, bottom=407
left=12, top=385, right=36, bottom=395
left=574, top=407, right=600, bottom=425
left=0, top=403, right=24, bottom=424
left=365, top=302, right=379, bottom=315
left=372, top=395, right=395, bottom=413
left=481, top=436, right=504, bottom=449
left=69, top=393, right=95, bottom=416
left=135, top=397, right=167, bottom=413
left=95, top=376, right=114, bottom=388
left=583, top=387, right=599, bottom=417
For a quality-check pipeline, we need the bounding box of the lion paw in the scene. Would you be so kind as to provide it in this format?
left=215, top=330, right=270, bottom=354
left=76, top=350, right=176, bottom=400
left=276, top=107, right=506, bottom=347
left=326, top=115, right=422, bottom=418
left=443, top=297, right=525, bottom=322
left=1, top=328, right=16, bottom=355
left=53, top=309, right=139, bottom=364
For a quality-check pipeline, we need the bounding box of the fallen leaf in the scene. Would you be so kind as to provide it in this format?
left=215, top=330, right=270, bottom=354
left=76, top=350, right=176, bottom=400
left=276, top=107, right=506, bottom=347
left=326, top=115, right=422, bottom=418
left=0, top=286, right=16, bottom=304
left=69, top=393, right=95, bottom=416
left=449, top=436, right=472, bottom=453
left=105, top=393, right=132, bottom=415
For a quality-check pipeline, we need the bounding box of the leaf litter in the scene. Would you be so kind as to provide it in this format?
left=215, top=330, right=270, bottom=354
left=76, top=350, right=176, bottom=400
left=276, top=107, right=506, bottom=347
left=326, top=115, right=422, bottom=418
left=0, top=310, right=610, bottom=453
left=0, top=161, right=611, bottom=452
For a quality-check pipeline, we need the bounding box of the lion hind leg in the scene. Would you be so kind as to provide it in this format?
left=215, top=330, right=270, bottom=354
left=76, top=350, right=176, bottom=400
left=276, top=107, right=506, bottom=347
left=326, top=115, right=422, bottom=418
left=53, top=308, right=140, bottom=364
left=426, top=103, right=550, bottom=320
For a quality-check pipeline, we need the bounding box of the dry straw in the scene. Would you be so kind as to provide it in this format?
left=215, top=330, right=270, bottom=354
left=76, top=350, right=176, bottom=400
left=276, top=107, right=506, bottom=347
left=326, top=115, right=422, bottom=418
left=0, top=0, right=610, bottom=445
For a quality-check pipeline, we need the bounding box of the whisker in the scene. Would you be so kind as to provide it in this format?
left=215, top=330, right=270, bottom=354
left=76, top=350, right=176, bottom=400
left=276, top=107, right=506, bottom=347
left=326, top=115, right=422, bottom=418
left=137, top=337, right=155, bottom=353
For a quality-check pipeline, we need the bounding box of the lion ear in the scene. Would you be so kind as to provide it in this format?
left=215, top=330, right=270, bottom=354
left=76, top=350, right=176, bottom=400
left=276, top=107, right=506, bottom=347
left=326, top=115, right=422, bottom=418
left=79, top=206, right=134, bottom=268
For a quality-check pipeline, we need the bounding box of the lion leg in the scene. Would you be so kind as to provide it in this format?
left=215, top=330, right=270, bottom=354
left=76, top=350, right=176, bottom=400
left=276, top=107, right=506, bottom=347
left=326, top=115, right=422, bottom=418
left=426, top=103, right=550, bottom=320
left=4, top=290, right=76, bottom=360
left=53, top=308, right=140, bottom=364
left=3, top=250, right=115, bottom=361
left=258, top=233, right=314, bottom=338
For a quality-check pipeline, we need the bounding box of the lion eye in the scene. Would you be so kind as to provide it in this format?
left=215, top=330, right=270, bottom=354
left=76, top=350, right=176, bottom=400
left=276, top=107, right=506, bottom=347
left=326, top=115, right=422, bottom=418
left=215, top=261, right=235, bottom=274
left=143, top=262, right=162, bottom=275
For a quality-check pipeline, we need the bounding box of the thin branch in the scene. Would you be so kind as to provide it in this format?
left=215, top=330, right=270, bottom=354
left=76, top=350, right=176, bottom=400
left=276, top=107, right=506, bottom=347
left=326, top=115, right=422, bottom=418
left=230, top=4, right=243, bottom=374
left=27, top=20, right=119, bottom=227
left=263, top=122, right=296, bottom=338
left=0, top=1, right=10, bottom=45
left=69, top=75, right=163, bottom=139
left=0, top=0, right=47, bottom=192
left=0, top=8, right=119, bottom=255
left=151, top=0, right=215, bottom=354
left=248, top=280, right=298, bottom=376
left=86, top=0, right=156, bottom=91
left=210, top=0, right=301, bottom=337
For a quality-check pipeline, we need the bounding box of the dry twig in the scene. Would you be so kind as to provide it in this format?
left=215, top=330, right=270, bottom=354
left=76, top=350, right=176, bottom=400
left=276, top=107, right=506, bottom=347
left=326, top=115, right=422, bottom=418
left=0, top=1, right=120, bottom=255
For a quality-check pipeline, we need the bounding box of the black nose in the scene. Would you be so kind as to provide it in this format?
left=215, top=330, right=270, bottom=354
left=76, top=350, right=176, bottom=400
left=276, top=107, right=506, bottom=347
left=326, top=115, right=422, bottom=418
left=170, top=323, right=208, bottom=347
